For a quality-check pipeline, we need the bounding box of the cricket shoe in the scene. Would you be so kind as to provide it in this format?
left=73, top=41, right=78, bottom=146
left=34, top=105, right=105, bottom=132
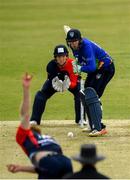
left=88, top=128, right=107, bottom=137
left=30, top=120, right=37, bottom=125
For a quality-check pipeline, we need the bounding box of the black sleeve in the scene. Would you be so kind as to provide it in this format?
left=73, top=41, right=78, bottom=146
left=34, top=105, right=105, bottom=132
left=46, top=59, right=59, bottom=80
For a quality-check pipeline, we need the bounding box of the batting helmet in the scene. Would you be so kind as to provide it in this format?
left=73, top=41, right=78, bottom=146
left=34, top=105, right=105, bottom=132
left=66, top=29, right=82, bottom=42
left=53, top=45, right=69, bottom=58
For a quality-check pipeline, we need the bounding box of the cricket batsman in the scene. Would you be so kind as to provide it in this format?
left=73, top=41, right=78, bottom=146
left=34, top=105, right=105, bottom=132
left=7, top=73, right=73, bottom=179
left=65, top=28, right=115, bottom=136
left=30, top=44, right=82, bottom=125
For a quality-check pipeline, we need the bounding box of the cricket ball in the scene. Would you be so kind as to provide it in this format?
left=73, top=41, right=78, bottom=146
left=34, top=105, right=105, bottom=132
left=67, top=132, right=74, bottom=138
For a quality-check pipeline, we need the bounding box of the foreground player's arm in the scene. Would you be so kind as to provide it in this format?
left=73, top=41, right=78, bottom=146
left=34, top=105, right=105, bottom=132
left=20, top=73, right=33, bottom=129
left=7, top=164, right=36, bottom=174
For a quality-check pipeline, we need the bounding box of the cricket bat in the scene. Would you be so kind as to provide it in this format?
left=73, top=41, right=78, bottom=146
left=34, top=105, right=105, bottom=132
left=63, top=25, right=71, bottom=35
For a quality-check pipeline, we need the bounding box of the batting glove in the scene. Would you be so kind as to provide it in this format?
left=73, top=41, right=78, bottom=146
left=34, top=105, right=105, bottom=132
left=72, top=60, right=81, bottom=74
left=62, top=75, right=71, bottom=91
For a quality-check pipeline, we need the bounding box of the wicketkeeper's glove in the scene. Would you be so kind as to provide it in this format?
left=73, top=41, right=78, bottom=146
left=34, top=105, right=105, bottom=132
left=52, top=76, right=63, bottom=92
left=62, top=75, right=71, bottom=91
left=72, top=60, right=81, bottom=74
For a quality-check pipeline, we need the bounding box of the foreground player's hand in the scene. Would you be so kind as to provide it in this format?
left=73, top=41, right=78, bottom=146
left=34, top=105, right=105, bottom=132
left=7, top=164, right=21, bottom=173
left=22, top=72, right=33, bottom=88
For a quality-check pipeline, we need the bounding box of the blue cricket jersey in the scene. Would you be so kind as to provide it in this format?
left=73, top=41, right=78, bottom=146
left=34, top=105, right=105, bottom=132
left=72, top=38, right=112, bottom=73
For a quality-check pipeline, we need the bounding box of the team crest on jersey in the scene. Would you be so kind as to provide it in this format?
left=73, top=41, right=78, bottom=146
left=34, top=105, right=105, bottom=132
left=69, top=31, right=74, bottom=37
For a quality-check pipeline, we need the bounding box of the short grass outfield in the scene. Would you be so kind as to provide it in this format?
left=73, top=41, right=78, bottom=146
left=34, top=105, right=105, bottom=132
left=1, top=0, right=130, bottom=120
left=0, top=119, right=130, bottom=179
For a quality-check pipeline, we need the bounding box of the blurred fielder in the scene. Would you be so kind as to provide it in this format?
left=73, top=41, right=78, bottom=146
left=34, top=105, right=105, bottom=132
left=30, top=44, right=82, bottom=125
left=7, top=73, right=73, bottom=179
left=65, top=27, right=115, bottom=136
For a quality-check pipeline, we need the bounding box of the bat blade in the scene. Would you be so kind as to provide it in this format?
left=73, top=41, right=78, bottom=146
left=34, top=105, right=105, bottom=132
left=63, top=25, right=71, bottom=35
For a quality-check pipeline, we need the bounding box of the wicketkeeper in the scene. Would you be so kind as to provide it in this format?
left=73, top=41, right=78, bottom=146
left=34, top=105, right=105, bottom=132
left=66, top=28, right=115, bottom=136
left=30, top=44, right=81, bottom=125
